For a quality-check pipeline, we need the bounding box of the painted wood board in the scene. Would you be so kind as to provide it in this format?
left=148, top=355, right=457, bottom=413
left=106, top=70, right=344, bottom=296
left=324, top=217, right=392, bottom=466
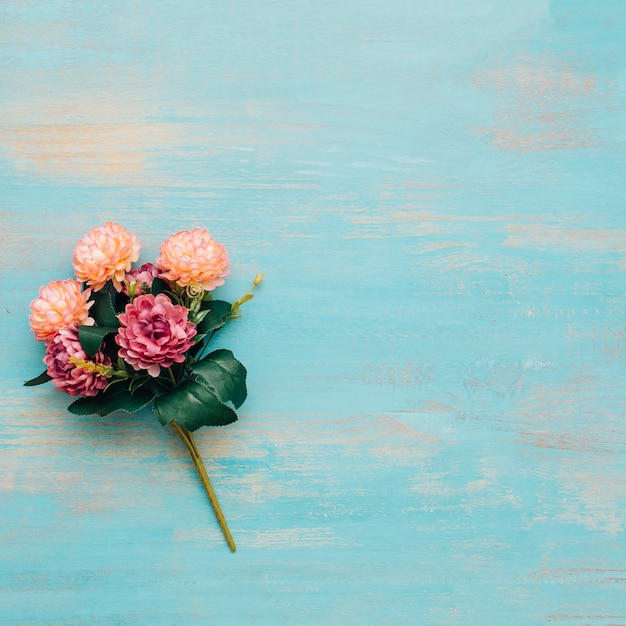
left=1, top=1, right=625, bottom=623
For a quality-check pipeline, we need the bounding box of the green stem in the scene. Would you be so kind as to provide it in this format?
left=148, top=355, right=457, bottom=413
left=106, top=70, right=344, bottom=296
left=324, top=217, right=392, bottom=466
left=191, top=329, right=217, bottom=363
left=167, top=367, right=177, bottom=386
left=170, top=421, right=236, bottom=553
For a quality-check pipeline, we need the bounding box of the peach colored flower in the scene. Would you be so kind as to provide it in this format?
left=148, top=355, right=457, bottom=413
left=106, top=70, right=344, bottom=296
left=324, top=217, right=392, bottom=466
left=156, top=228, right=229, bottom=291
left=29, top=279, right=95, bottom=342
left=73, top=222, right=141, bottom=291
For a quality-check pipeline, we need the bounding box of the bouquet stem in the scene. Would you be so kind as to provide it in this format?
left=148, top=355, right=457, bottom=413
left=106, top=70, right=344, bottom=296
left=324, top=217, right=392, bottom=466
left=171, top=420, right=237, bottom=552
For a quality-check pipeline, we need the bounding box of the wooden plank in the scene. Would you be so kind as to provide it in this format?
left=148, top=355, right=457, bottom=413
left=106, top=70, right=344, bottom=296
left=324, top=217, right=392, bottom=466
left=1, top=1, right=625, bottom=623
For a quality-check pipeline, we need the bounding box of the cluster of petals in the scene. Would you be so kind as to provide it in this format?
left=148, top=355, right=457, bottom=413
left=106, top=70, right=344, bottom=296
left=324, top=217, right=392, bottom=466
left=115, top=293, right=197, bottom=377
left=29, top=279, right=95, bottom=343
left=73, top=222, right=141, bottom=292
left=122, top=262, right=160, bottom=297
left=156, top=228, right=229, bottom=291
left=44, top=326, right=111, bottom=397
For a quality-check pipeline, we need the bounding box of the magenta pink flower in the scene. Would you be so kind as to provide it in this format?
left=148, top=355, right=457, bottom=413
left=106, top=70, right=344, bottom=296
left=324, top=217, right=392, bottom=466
left=115, top=293, right=197, bottom=377
left=44, top=326, right=111, bottom=397
left=156, top=228, right=229, bottom=291
left=122, top=262, right=160, bottom=297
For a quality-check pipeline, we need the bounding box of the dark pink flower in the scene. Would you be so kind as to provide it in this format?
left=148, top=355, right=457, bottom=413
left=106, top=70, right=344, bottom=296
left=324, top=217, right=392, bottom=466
left=122, top=262, right=160, bottom=297
left=115, top=293, right=197, bottom=377
left=44, top=326, right=111, bottom=397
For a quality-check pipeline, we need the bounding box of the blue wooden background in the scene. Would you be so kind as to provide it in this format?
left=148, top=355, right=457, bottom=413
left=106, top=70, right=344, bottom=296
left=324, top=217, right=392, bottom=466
left=2, top=1, right=625, bottom=624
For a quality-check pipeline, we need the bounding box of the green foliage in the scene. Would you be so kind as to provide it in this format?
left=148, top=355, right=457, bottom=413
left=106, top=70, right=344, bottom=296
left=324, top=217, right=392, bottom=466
left=153, top=379, right=238, bottom=431
left=77, top=289, right=120, bottom=356
left=91, top=290, right=120, bottom=327
left=68, top=384, right=154, bottom=417
left=24, top=370, right=52, bottom=386
left=197, top=300, right=232, bottom=334
left=192, top=349, right=247, bottom=409
left=78, top=325, right=117, bottom=357
left=150, top=277, right=171, bottom=297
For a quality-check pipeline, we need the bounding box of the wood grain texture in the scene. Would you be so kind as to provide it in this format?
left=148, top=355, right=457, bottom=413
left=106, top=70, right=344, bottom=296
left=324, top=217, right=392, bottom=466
left=1, top=1, right=626, bottom=624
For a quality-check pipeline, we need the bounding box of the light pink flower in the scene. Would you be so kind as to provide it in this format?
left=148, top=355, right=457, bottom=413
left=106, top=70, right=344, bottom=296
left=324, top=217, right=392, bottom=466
left=44, top=326, right=111, bottom=397
left=122, top=262, right=160, bottom=297
left=73, top=222, right=141, bottom=292
left=29, top=279, right=95, bottom=343
left=156, top=228, right=229, bottom=291
left=115, top=293, right=197, bottom=377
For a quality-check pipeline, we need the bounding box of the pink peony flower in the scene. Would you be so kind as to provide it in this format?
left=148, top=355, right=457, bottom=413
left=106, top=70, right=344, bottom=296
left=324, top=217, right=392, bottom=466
left=29, top=279, right=95, bottom=343
left=73, top=222, right=141, bottom=292
left=156, top=228, right=229, bottom=291
left=122, top=262, right=160, bottom=297
left=115, top=293, right=197, bottom=377
left=44, top=326, right=111, bottom=397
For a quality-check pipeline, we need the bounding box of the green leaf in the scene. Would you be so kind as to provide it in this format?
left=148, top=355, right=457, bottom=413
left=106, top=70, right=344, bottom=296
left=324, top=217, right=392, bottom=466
left=197, top=300, right=232, bottom=334
left=128, top=374, right=152, bottom=394
left=24, top=370, right=52, bottom=386
left=153, top=380, right=238, bottom=431
left=151, top=277, right=171, bottom=297
left=191, top=309, right=211, bottom=325
left=78, top=325, right=118, bottom=357
left=91, top=290, right=119, bottom=327
left=192, top=349, right=247, bottom=409
left=68, top=385, right=154, bottom=417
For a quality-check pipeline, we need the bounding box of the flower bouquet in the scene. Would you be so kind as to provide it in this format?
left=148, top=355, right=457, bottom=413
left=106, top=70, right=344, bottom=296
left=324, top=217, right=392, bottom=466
left=25, top=222, right=263, bottom=552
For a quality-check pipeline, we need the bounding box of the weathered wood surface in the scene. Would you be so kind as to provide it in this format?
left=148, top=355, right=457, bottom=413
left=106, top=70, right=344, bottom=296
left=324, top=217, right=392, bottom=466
left=1, top=2, right=625, bottom=624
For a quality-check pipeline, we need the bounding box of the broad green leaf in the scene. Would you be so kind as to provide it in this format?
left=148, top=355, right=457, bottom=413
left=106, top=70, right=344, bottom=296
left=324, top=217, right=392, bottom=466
left=68, top=385, right=154, bottom=417
left=151, top=277, right=171, bottom=297
left=78, top=325, right=117, bottom=357
left=153, top=379, right=238, bottom=431
left=91, top=290, right=119, bottom=327
left=24, top=370, right=52, bottom=386
left=192, top=349, right=247, bottom=409
left=197, top=300, right=232, bottom=334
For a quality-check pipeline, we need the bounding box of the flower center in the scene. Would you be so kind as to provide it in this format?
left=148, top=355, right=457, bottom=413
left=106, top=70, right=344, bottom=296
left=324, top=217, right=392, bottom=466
left=141, top=314, right=171, bottom=344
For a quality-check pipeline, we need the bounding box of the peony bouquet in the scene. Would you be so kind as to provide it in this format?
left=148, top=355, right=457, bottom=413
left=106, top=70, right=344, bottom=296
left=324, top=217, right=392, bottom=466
left=25, top=222, right=263, bottom=552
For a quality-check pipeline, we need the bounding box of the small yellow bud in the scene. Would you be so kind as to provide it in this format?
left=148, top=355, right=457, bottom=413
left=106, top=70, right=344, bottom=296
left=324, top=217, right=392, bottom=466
left=253, top=273, right=265, bottom=286
left=125, top=278, right=138, bottom=298
left=68, top=356, right=115, bottom=378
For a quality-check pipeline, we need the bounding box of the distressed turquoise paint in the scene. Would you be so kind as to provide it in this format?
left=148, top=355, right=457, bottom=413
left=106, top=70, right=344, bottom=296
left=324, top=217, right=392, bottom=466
left=1, top=1, right=626, bottom=624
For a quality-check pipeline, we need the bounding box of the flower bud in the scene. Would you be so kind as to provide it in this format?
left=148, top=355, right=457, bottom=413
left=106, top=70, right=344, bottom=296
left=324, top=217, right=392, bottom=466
left=186, top=282, right=205, bottom=299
